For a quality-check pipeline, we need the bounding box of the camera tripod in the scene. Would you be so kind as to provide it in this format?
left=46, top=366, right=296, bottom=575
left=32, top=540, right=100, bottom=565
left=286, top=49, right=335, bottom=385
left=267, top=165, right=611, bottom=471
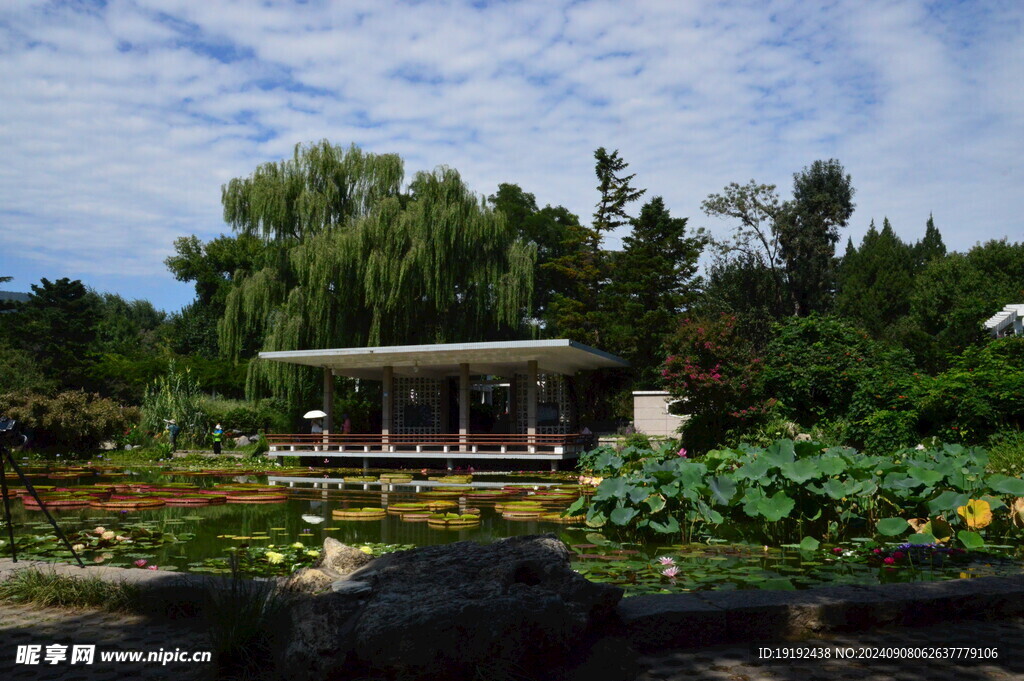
left=0, top=419, right=84, bottom=568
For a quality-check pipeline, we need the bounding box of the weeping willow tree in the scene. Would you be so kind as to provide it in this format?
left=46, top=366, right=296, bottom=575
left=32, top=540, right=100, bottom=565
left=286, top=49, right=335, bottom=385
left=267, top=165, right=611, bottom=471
left=219, top=141, right=535, bottom=404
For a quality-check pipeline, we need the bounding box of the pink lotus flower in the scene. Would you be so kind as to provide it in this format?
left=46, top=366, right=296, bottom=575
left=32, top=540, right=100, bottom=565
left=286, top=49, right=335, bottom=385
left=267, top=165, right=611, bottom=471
left=873, top=548, right=882, bottom=554
left=146, top=565, right=159, bottom=570
left=883, top=557, right=895, bottom=565
left=657, top=556, right=675, bottom=566
left=832, top=547, right=843, bottom=554
left=661, top=566, right=681, bottom=578
left=893, top=551, right=905, bottom=560
left=134, top=559, right=147, bottom=568
left=677, top=448, right=688, bottom=458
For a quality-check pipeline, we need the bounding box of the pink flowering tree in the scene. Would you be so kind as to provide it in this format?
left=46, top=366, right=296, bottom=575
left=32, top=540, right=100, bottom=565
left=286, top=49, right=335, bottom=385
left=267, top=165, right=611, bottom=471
left=662, top=314, right=766, bottom=452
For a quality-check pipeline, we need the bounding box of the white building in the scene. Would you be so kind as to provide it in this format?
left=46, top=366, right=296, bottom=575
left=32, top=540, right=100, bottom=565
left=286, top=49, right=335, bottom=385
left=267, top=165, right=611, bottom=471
left=984, top=304, right=1024, bottom=338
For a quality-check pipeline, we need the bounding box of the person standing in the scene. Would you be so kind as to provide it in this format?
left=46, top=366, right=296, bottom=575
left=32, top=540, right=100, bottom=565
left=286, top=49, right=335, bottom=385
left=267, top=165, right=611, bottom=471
left=212, top=423, right=223, bottom=455
left=163, top=419, right=181, bottom=453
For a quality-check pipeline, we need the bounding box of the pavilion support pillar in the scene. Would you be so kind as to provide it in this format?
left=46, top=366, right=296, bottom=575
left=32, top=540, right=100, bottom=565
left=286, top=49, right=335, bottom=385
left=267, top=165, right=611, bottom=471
left=459, top=363, right=470, bottom=453
left=440, top=378, right=450, bottom=434
left=526, top=360, right=538, bottom=453
left=508, top=373, right=518, bottom=434
left=382, top=366, right=393, bottom=453
left=322, top=368, right=334, bottom=432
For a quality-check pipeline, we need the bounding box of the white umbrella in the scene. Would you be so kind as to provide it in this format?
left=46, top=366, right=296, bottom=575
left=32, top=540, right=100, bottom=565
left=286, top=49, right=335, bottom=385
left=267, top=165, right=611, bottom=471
left=303, top=409, right=328, bottom=419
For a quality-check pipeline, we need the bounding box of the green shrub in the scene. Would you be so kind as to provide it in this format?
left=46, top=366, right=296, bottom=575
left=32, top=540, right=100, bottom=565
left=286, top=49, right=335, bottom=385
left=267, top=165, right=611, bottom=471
left=987, top=430, right=1024, bottom=476
left=201, top=397, right=290, bottom=435
left=0, top=390, right=139, bottom=452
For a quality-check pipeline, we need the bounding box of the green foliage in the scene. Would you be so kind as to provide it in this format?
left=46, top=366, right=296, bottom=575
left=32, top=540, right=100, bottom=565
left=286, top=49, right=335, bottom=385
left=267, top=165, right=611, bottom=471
left=0, top=390, right=138, bottom=451
left=915, top=337, right=1024, bottom=444
left=987, top=430, right=1024, bottom=477
left=580, top=438, right=1023, bottom=549
left=200, top=397, right=291, bottom=434
left=762, top=314, right=913, bottom=426
left=0, top=343, right=56, bottom=394
left=141, top=363, right=207, bottom=446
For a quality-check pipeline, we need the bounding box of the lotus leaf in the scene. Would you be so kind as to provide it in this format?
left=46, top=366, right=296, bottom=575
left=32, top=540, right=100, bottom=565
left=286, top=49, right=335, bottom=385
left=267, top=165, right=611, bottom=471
left=987, top=475, right=1024, bottom=497
left=957, top=499, right=992, bottom=529
left=957, top=530, right=985, bottom=550
left=876, top=518, right=910, bottom=536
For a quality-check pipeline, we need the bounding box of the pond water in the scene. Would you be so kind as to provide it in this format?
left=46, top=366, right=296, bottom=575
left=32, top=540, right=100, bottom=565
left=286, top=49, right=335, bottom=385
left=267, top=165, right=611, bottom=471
left=3, top=463, right=1022, bottom=595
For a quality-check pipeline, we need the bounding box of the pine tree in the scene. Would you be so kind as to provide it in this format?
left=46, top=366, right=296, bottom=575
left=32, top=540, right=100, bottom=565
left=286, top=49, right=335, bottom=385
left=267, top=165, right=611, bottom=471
left=913, top=214, right=947, bottom=267
left=836, top=218, right=915, bottom=337
left=603, top=197, right=706, bottom=386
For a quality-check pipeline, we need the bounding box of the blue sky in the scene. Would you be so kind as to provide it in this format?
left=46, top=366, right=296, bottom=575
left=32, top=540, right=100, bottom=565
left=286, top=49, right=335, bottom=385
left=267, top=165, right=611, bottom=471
left=1, top=0, right=1021, bottom=312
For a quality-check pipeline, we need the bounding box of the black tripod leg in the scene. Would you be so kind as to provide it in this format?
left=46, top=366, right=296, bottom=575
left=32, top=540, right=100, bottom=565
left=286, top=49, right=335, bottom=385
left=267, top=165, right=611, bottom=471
left=0, top=451, right=17, bottom=562
left=4, top=451, right=85, bottom=568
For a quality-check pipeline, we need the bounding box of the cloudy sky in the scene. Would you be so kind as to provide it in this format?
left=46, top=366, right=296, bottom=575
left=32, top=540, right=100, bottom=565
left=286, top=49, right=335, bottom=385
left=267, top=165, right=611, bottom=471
left=1, top=0, right=1021, bottom=312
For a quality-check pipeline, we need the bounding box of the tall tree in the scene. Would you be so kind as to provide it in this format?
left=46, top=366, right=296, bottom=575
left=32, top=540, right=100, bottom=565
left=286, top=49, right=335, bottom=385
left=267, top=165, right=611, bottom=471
left=913, top=214, right=947, bottom=267
left=835, top=218, right=915, bottom=337
left=701, top=181, right=787, bottom=317
left=216, top=143, right=535, bottom=404
left=4, top=278, right=101, bottom=388
left=776, top=159, right=855, bottom=316
left=488, top=183, right=584, bottom=326
left=545, top=148, right=646, bottom=347
left=604, top=197, right=706, bottom=385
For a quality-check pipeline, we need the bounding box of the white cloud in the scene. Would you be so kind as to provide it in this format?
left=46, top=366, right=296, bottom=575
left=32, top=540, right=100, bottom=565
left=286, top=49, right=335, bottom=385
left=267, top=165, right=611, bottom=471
left=0, top=0, right=1021, bottom=310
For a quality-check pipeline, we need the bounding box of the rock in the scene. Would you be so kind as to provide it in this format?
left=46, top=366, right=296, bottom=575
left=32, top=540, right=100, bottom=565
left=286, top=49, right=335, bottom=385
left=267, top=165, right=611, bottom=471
left=278, top=535, right=622, bottom=681
left=100, top=441, right=116, bottom=451
left=234, top=436, right=251, bottom=447
left=795, top=433, right=812, bottom=442
left=123, top=444, right=134, bottom=451
left=330, top=580, right=372, bottom=595
left=315, top=538, right=373, bottom=575
left=356, top=534, right=621, bottom=680
left=279, top=568, right=335, bottom=594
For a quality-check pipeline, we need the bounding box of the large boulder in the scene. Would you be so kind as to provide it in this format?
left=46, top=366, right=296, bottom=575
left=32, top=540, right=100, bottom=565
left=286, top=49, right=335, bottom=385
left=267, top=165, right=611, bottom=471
left=279, top=534, right=622, bottom=681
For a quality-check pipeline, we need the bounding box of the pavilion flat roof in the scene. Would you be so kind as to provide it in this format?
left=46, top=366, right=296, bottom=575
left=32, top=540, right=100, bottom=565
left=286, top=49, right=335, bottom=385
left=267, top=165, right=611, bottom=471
left=258, top=339, right=628, bottom=379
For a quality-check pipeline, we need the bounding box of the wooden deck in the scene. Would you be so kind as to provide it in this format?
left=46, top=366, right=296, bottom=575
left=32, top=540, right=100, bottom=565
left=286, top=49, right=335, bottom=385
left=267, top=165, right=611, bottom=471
left=265, top=433, right=588, bottom=470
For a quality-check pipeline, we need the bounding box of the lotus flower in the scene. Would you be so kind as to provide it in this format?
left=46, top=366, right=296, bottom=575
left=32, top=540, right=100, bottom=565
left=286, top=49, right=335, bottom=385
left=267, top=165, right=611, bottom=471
left=134, top=559, right=147, bottom=568
left=677, top=447, right=688, bottom=458
left=94, top=527, right=106, bottom=535
left=359, top=546, right=373, bottom=554
left=892, top=551, right=905, bottom=560
left=661, top=566, right=681, bottom=578
left=883, top=557, right=895, bottom=565
left=101, top=531, right=115, bottom=540
left=291, top=542, right=305, bottom=549
left=305, top=550, right=320, bottom=558
left=72, top=544, right=85, bottom=552
left=146, top=565, right=158, bottom=570
left=832, top=547, right=843, bottom=554
left=657, top=556, right=675, bottom=566
left=266, top=551, right=285, bottom=564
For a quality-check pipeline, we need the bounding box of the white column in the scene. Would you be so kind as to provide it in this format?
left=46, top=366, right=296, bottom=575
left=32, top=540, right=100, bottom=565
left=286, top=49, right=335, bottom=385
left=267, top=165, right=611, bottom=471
left=382, top=366, right=393, bottom=452
left=322, top=368, right=334, bottom=433
left=526, top=360, right=538, bottom=453
left=459, top=363, right=470, bottom=452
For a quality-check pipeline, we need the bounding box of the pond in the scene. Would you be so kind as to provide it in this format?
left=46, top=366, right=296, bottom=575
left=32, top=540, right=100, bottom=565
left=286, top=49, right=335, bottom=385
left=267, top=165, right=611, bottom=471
left=2, top=462, right=1022, bottom=595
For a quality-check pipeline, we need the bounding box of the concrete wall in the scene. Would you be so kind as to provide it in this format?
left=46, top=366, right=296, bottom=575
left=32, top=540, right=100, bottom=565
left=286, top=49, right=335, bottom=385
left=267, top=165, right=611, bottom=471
left=632, top=391, right=686, bottom=437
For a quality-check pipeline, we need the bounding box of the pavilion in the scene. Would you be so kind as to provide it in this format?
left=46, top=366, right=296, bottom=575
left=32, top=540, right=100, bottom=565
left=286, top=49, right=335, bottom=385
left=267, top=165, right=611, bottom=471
left=259, top=339, right=627, bottom=470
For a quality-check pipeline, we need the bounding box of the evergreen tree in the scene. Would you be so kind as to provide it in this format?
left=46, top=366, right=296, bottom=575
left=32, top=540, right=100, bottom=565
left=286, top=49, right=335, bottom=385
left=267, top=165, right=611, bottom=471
left=835, top=218, right=915, bottom=337
left=6, top=278, right=101, bottom=388
left=776, top=159, right=855, bottom=316
left=913, top=214, right=947, bottom=267
left=603, top=197, right=706, bottom=385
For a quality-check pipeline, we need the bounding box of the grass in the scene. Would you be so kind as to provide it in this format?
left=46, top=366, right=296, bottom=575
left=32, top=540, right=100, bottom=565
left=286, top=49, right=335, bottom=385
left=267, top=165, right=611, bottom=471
left=0, top=568, right=142, bottom=611
left=987, top=430, right=1024, bottom=476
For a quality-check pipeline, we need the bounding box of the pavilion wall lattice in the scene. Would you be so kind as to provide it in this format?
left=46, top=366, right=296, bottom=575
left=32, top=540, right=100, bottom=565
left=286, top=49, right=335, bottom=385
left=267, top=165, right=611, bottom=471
left=515, top=372, right=571, bottom=434
left=393, top=377, right=442, bottom=434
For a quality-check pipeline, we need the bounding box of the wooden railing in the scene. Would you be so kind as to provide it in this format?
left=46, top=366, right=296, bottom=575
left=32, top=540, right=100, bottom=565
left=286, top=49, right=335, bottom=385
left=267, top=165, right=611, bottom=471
left=264, top=432, right=588, bottom=455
